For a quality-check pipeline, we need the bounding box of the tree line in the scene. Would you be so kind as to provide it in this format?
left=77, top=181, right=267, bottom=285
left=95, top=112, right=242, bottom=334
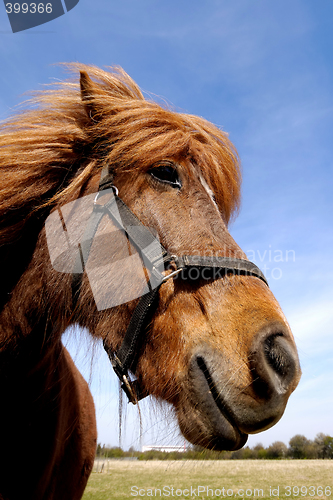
left=96, top=433, right=333, bottom=460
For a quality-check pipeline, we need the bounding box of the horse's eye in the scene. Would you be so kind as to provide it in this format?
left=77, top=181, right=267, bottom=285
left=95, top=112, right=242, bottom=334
left=149, top=163, right=181, bottom=188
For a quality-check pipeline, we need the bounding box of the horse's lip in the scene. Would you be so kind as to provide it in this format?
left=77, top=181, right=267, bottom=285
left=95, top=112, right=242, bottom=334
left=196, top=356, right=241, bottom=432
left=182, top=354, right=247, bottom=450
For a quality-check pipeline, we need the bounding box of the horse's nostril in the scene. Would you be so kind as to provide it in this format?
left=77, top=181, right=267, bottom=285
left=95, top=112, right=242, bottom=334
left=264, top=334, right=290, bottom=378
left=251, top=328, right=300, bottom=399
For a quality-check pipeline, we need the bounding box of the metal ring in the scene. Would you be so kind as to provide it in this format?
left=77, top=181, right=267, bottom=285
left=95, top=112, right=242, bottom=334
left=94, top=185, right=119, bottom=205
left=93, top=192, right=102, bottom=205
left=111, top=185, right=119, bottom=196
left=161, top=267, right=183, bottom=282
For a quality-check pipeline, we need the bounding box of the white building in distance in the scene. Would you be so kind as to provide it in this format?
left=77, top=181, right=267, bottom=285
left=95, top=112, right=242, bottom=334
left=142, top=445, right=187, bottom=453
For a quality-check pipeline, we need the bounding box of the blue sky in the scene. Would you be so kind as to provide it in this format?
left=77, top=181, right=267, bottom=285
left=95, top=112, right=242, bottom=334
left=1, top=1, right=333, bottom=451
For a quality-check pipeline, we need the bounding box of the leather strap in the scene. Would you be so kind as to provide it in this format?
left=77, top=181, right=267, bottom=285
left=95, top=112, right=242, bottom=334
left=174, top=255, right=268, bottom=286
left=103, top=286, right=159, bottom=403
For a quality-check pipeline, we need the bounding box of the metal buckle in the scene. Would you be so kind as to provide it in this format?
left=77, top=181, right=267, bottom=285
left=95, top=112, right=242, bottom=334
left=161, top=267, right=183, bottom=282
left=109, top=353, right=139, bottom=405
left=161, top=255, right=183, bottom=282
left=121, top=374, right=138, bottom=405
left=94, top=185, right=119, bottom=205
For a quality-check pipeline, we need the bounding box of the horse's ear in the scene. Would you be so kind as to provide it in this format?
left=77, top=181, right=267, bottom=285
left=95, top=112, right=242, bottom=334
left=80, top=71, right=101, bottom=122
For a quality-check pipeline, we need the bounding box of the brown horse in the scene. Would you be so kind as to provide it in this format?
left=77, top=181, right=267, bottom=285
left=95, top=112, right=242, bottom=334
left=0, top=65, right=301, bottom=500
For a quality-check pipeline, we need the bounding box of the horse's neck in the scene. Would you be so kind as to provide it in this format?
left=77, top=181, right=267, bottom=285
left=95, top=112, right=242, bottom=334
left=0, top=248, right=63, bottom=387
left=0, top=233, right=97, bottom=500
left=1, top=224, right=66, bottom=364
left=0, top=313, right=95, bottom=500
left=0, top=216, right=46, bottom=313
left=0, top=304, right=63, bottom=396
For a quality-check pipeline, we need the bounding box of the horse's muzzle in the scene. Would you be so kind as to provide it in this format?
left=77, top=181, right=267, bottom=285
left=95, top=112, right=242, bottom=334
left=177, top=321, right=301, bottom=451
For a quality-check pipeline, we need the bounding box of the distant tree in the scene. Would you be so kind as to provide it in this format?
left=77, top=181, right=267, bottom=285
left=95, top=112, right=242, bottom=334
left=251, top=443, right=267, bottom=459
left=257, top=448, right=268, bottom=459
left=324, top=437, right=333, bottom=458
left=315, top=433, right=333, bottom=459
left=106, top=447, right=124, bottom=458
left=231, top=447, right=250, bottom=459
left=266, top=441, right=288, bottom=459
left=253, top=443, right=264, bottom=452
left=229, top=449, right=241, bottom=459
left=323, top=436, right=333, bottom=458
left=288, top=435, right=310, bottom=459
left=303, top=441, right=320, bottom=459
left=243, top=446, right=256, bottom=459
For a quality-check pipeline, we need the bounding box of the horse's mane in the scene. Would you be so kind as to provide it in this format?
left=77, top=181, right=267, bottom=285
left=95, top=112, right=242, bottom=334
left=0, top=63, right=241, bottom=264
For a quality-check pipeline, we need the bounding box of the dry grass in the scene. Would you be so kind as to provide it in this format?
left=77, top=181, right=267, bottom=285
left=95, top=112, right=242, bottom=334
left=82, top=460, right=333, bottom=499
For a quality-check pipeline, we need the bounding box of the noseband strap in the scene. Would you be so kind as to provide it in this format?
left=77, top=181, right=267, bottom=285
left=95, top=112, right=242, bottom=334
left=72, top=170, right=268, bottom=404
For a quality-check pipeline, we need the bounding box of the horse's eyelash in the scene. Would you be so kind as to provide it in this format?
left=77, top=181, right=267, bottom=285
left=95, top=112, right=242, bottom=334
left=149, top=165, right=182, bottom=188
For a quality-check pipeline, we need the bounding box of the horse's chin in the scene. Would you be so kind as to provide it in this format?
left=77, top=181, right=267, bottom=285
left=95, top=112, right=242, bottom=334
left=176, top=402, right=248, bottom=451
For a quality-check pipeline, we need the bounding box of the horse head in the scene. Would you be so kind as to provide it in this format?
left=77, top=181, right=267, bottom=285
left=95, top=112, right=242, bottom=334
left=1, top=65, right=301, bottom=457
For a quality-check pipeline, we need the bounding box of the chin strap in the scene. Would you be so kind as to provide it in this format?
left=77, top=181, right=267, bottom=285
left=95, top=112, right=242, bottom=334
left=72, top=168, right=269, bottom=404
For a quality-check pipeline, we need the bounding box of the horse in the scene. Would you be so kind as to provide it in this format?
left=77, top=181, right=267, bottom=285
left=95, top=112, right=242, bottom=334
left=0, top=64, right=301, bottom=500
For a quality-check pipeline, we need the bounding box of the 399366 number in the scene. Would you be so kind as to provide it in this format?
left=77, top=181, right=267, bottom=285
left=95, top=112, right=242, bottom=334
left=285, top=485, right=332, bottom=497
left=5, top=3, right=53, bottom=14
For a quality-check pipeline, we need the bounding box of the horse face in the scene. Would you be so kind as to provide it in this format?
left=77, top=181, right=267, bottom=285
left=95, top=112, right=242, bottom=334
left=95, top=159, right=301, bottom=451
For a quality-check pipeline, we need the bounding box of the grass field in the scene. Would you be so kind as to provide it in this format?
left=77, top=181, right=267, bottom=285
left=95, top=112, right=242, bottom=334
left=82, top=460, right=333, bottom=500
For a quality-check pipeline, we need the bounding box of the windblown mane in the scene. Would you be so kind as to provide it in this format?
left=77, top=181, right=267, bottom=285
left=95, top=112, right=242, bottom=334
left=0, top=64, right=241, bottom=304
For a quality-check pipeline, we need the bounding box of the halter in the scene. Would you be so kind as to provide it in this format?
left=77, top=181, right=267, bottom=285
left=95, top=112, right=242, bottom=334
left=72, top=169, right=268, bottom=404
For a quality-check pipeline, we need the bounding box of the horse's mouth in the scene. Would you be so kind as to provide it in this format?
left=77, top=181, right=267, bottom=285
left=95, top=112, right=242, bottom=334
left=176, top=354, right=248, bottom=451
left=197, top=356, right=242, bottom=428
